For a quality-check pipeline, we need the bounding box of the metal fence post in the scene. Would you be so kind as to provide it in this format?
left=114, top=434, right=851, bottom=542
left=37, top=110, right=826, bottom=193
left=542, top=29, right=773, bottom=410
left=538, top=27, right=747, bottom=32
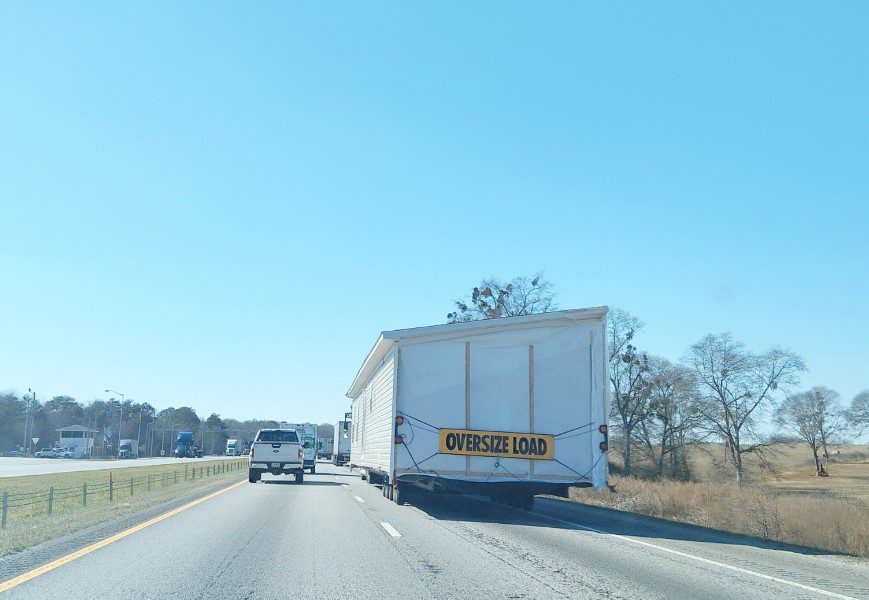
left=147, top=474, right=151, bottom=492
left=192, top=467, right=195, bottom=480
left=185, top=466, right=188, bottom=482
left=130, top=478, right=134, bottom=497
left=174, top=470, right=178, bottom=484
left=2, top=491, right=7, bottom=528
left=83, top=483, right=87, bottom=507
left=48, top=487, right=54, bottom=515
left=109, top=473, right=113, bottom=502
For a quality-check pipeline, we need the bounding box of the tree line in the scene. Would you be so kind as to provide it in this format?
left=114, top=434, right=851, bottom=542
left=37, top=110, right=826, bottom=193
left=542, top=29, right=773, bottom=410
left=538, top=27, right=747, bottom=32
left=607, top=308, right=867, bottom=484
left=0, top=393, right=297, bottom=458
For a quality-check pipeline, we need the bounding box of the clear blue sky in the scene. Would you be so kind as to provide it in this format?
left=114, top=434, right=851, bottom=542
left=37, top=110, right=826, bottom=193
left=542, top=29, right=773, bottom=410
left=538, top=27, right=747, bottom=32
left=1, top=3, right=867, bottom=424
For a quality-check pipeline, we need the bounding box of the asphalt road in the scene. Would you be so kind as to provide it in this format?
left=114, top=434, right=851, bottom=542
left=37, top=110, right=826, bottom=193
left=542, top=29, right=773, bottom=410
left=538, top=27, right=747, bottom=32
left=1, top=461, right=867, bottom=599
left=0, top=456, right=240, bottom=478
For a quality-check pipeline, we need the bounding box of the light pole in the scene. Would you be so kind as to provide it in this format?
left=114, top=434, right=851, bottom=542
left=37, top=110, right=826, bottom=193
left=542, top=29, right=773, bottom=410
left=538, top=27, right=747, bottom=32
left=135, top=405, right=147, bottom=458
left=105, top=389, right=125, bottom=457
left=22, top=389, right=35, bottom=455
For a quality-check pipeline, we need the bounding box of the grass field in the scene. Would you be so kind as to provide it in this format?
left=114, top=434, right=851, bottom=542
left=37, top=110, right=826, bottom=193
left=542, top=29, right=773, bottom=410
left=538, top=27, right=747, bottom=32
left=0, top=459, right=247, bottom=556
left=568, top=443, right=869, bottom=556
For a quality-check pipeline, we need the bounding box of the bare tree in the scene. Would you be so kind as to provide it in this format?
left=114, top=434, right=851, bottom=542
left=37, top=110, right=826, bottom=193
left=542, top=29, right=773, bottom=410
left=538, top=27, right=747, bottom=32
left=688, top=333, right=805, bottom=486
left=607, top=308, right=651, bottom=476
left=637, top=357, right=701, bottom=479
left=447, top=273, right=556, bottom=323
left=847, top=390, right=869, bottom=435
left=776, top=387, right=841, bottom=474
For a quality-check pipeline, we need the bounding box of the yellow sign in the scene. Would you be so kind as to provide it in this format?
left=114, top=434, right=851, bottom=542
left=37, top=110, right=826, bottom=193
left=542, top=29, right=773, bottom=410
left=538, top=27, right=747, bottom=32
left=438, top=429, right=554, bottom=460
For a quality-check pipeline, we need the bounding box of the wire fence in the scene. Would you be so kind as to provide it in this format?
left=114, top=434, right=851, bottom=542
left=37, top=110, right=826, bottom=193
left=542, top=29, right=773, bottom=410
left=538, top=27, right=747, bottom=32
left=1, top=459, right=247, bottom=528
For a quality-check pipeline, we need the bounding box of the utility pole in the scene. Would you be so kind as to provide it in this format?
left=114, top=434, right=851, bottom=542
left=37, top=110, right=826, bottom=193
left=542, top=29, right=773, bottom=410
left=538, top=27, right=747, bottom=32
left=136, top=406, right=145, bottom=458
left=105, top=389, right=125, bottom=456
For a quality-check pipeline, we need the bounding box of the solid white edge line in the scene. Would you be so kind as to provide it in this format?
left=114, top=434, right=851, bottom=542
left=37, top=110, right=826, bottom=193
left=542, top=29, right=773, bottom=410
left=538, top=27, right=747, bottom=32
left=354, top=496, right=365, bottom=503
left=380, top=522, right=402, bottom=538
left=536, top=511, right=857, bottom=600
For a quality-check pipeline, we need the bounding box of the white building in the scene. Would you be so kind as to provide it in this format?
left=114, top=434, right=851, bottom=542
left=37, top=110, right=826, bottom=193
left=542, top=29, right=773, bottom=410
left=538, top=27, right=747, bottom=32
left=56, top=425, right=98, bottom=458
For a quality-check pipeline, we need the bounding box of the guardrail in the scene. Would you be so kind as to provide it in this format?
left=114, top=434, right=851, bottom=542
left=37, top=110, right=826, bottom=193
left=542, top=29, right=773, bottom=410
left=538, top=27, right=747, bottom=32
left=1, top=459, right=247, bottom=528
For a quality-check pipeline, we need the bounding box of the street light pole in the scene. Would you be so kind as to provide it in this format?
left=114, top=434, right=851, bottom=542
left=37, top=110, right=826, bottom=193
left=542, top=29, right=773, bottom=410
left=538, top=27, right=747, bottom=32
left=136, top=406, right=145, bottom=458
left=105, top=389, right=125, bottom=457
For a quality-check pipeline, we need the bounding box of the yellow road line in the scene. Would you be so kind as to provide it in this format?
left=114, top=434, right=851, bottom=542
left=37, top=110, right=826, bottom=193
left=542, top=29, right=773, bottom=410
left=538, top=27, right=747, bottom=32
left=0, top=479, right=246, bottom=593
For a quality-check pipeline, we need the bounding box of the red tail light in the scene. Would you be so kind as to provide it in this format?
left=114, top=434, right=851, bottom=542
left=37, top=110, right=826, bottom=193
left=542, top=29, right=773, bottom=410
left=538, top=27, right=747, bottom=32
left=298, top=448, right=304, bottom=460
left=249, top=446, right=254, bottom=457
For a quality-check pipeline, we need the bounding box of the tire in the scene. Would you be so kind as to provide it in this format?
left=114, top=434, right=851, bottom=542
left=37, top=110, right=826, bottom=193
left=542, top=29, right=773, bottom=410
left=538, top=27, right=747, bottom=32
left=310, top=464, right=316, bottom=474
left=248, top=470, right=260, bottom=483
left=295, top=472, right=304, bottom=484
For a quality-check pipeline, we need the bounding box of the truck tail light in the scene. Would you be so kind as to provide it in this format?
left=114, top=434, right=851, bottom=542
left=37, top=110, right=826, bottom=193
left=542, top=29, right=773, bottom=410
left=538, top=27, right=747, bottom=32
left=598, top=424, right=607, bottom=434
left=298, top=448, right=304, bottom=460
left=394, top=435, right=404, bottom=445
left=249, top=446, right=254, bottom=457
left=599, top=441, right=608, bottom=452
left=395, top=416, right=404, bottom=425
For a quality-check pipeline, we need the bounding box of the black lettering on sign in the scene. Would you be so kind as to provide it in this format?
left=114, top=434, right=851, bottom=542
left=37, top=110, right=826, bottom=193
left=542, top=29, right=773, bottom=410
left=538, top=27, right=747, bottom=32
left=438, top=429, right=555, bottom=460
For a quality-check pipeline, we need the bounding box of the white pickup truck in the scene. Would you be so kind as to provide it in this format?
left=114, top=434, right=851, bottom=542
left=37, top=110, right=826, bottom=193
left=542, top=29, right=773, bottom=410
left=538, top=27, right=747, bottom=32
left=249, top=428, right=305, bottom=483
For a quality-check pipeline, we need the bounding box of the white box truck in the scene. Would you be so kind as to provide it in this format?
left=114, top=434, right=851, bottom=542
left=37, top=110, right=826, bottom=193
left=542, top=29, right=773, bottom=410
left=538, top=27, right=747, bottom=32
left=347, top=307, right=608, bottom=509
left=332, top=420, right=351, bottom=465
left=283, top=423, right=318, bottom=473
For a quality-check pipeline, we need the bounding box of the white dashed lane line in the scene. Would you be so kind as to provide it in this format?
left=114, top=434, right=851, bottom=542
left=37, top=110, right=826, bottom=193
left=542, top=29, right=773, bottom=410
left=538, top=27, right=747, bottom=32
left=354, top=496, right=365, bottom=503
left=380, top=522, right=402, bottom=538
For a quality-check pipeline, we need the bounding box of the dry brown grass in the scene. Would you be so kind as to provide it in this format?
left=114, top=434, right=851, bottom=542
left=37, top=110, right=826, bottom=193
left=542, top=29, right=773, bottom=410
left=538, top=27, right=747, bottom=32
left=580, top=443, right=869, bottom=555
left=570, top=477, right=868, bottom=556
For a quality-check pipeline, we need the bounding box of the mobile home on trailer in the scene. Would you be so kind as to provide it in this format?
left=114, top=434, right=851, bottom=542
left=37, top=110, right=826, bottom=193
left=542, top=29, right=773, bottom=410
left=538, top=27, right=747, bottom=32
left=347, top=307, right=609, bottom=508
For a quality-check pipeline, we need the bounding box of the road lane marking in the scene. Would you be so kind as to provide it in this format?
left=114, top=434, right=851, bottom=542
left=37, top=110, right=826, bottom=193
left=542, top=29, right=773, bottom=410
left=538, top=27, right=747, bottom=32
left=341, top=484, right=349, bottom=488
left=354, top=496, right=365, bottom=503
left=380, top=522, right=402, bottom=538
left=534, top=511, right=857, bottom=600
left=0, top=480, right=246, bottom=593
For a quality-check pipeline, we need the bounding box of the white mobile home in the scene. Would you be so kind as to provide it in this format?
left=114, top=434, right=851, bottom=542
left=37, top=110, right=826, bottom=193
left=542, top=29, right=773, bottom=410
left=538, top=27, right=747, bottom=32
left=347, top=307, right=608, bottom=508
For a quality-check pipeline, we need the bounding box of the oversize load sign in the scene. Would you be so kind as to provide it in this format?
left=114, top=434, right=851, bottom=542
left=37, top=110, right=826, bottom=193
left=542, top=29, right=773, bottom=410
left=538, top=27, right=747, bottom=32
left=438, top=429, right=554, bottom=460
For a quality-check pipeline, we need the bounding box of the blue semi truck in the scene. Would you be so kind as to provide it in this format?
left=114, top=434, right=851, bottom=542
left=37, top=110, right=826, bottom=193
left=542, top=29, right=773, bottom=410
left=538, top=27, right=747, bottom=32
left=174, top=431, right=204, bottom=458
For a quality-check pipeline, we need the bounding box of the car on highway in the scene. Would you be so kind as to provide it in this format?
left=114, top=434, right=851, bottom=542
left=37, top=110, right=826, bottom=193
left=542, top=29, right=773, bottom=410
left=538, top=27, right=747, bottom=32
left=35, top=447, right=57, bottom=458
left=8, top=450, right=23, bottom=457
left=55, top=447, right=75, bottom=458
left=248, top=428, right=305, bottom=483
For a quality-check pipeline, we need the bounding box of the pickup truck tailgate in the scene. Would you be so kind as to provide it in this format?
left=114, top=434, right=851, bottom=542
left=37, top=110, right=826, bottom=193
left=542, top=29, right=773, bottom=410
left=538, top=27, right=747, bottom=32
left=251, top=441, right=302, bottom=464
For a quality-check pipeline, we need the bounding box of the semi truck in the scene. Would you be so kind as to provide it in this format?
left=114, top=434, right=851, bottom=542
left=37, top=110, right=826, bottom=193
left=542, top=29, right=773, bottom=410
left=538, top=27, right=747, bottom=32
left=174, top=431, right=204, bottom=458
left=225, top=439, right=242, bottom=456
left=332, top=420, right=351, bottom=466
left=118, top=439, right=137, bottom=459
left=347, top=307, right=609, bottom=509
left=282, top=423, right=317, bottom=473
left=317, top=438, right=333, bottom=459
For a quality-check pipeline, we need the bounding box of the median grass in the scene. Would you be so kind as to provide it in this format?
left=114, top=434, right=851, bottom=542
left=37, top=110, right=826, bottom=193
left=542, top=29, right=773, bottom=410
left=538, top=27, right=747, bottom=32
left=0, top=459, right=247, bottom=556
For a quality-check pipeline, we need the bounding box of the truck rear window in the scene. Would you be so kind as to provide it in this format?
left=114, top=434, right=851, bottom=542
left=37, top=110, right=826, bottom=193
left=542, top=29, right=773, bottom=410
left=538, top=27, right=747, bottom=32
left=256, top=430, right=299, bottom=443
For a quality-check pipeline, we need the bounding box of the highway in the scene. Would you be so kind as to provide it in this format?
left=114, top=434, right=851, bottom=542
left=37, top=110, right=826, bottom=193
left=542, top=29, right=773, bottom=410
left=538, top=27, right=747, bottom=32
left=1, top=462, right=866, bottom=599
left=0, top=456, right=240, bottom=478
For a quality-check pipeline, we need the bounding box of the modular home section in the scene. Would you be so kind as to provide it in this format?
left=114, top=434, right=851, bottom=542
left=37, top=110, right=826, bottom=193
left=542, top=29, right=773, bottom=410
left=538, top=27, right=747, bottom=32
left=347, top=307, right=609, bottom=503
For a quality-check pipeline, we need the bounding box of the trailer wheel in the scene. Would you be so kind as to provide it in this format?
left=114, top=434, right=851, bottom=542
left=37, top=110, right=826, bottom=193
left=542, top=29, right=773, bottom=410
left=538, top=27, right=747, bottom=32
left=295, top=472, right=304, bottom=484
left=392, top=483, right=402, bottom=505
